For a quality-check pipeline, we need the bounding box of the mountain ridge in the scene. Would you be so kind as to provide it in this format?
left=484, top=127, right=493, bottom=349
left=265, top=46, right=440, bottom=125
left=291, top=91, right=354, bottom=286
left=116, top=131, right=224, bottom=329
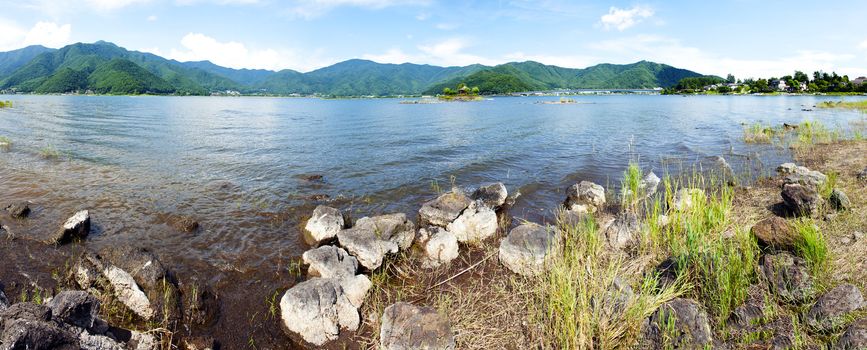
left=0, top=41, right=711, bottom=96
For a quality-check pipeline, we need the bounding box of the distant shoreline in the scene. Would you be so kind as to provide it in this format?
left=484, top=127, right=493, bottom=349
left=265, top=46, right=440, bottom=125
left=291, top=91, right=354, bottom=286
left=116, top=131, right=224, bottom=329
left=0, top=91, right=865, bottom=99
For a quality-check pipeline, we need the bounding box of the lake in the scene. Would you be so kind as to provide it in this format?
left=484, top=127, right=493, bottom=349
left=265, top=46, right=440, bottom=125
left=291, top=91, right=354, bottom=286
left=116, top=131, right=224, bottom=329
left=0, top=94, right=864, bottom=275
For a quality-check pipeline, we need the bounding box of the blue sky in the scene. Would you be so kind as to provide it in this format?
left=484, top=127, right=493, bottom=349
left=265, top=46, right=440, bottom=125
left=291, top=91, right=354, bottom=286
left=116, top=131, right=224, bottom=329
left=0, top=0, right=865, bottom=79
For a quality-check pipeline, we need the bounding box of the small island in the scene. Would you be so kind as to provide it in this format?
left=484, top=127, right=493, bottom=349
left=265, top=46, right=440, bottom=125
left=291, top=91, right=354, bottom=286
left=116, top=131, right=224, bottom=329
left=438, top=83, right=484, bottom=101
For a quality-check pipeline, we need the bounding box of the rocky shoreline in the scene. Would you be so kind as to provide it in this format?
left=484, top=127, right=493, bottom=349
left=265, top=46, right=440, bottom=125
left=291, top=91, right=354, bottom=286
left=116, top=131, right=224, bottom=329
left=2, top=141, right=867, bottom=349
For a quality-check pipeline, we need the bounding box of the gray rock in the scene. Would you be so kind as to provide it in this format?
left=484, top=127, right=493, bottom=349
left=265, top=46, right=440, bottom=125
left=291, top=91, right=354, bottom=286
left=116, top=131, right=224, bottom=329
left=565, top=181, right=606, bottom=214
left=642, top=298, right=713, bottom=349
left=5, top=201, right=30, bottom=218
left=806, top=283, right=865, bottom=332
left=714, top=156, right=735, bottom=180
left=499, top=223, right=561, bottom=276
left=601, top=211, right=640, bottom=251
left=761, top=252, right=814, bottom=303
left=78, top=331, right=126, bottom=350
left=471, top=182, right=508, bottom=209
left=380, top=302, right=455, bottom=350
left=419, top=192, right=471, bottom=227
left=777, top=163, right=827, bottom=188
left=129, top=330, right=159, bottom=350
left=103, top=265, right=155, bottom=320
left=671, top=188, right=704, bottom=212
left=302, top=245, right=358, bottom=279
left=0, top=283, right=7, bottom=310
left=593, top=277, right=634, bottom=319
left=99, top=246, right=180, bottom=322
left=47, top=291, right=100, bottom=329
left=337, top=213, right=414, bottom=270
left=781, top=183, right=822, bottom=217
left=834, top=317, right=867, bottom=350
left=50, top=210, right=90, bottom=244
left=641, top=171, right=661, bottom=197
left=727, top=284, right=769, bottom=329
left=0, top=318, right=79, bottom=350
left=830, top=189, right=851, bottom=211
left=446, top=200, right=498, bottom=243
left=279, top=276, right=371, bottom=346
left=303, top=205, right=346, bottom=245
left=419, top=227, right=459, bottom=268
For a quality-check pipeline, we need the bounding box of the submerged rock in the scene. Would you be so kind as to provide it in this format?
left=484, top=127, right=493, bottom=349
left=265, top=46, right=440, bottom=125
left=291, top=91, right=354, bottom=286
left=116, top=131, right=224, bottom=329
left=337, top=213, right=415, bottom=270
left=168, top=215, right=200, bottom=233
left=50, top=210, right=90, bottom=244
left=5, top=201, right=31, bottom=218
left=834, top=317, right=867, bottom=350
left=446, top=200, right=498, bottom=243
left=564, top=181, right=606, bottom=214
left=471, top=182, right=508, bottom=209
left=750, top=216, right=798, bottom=252
left=419, top=227, right=459, bottom=268
left=641, top=298, right=713, bottom=349
left=380, top=302, right=455, bottom=350
left=302, top=245, right=358, bottom=279
left=761, top=252, right=814, bottom=303
left=279, top=276, right=371, bottom=346
left=47, top=291, right=100, bottom=329
left=806, top=283, right=865, bottom=333
left=304, top=205, right=346, bottom=245
left=419, top=192, right=471, bottom=227
left=499, top=223, right=561, bottom=276
left=601, top=211, right=640, bottom=251
left=830, top=189, right=851, bottom=211
left=781, top=183, right=822, bottom=217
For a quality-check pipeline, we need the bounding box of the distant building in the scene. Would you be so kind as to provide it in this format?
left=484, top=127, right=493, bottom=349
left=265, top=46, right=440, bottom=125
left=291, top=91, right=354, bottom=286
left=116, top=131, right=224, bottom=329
left=769, top=79, right=788, bottom=91
left=799, top=82, right=808, bottom=91
left=852, top=77, right=867, bottom=86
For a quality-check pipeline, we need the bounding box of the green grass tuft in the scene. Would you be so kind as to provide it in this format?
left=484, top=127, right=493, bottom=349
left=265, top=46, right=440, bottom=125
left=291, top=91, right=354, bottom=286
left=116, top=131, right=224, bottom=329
left=38, top=145, right=61, bottom=159
left=791, top=218, right=829, bottom=281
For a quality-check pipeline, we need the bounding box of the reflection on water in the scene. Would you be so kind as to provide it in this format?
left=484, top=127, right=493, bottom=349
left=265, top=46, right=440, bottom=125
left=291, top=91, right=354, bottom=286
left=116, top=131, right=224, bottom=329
left=0, top=94, right=864, bottom=274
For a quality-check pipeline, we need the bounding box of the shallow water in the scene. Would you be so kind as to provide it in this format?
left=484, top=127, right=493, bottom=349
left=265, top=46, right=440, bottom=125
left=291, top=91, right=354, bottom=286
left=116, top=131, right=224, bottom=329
left=1, top=94, right=864, bottom=275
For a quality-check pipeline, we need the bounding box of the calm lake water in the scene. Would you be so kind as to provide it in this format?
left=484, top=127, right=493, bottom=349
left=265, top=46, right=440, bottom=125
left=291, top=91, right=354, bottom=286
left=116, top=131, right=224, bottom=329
left=1, top=94, right=865, bottom=273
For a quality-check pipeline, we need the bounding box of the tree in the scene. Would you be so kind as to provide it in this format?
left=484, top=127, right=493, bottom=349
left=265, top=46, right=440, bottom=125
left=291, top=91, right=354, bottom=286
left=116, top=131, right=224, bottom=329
left=471, top=86, right=480, bottom=95
left=443, top=87, right=453, bottom=95
left=794, top=71, right=809, bottom=83
left=726, top=74, right=735, bottom=84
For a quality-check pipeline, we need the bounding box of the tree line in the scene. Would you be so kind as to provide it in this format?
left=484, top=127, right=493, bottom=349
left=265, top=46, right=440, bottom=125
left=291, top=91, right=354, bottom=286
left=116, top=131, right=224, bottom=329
left=665, top=71, right=867, bottom=94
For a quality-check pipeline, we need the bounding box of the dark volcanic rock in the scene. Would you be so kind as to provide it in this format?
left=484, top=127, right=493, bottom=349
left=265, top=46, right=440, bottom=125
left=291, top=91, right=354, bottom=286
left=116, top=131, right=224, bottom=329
left=380, top=302, right=455, bottom=350
left=781, top=183, right=821, bottom=217
left=834, top=317, right=867, bottom=350
left=0, top=318, right=79, bottom=350
left=640, top=298, right=713, bottom=349
left=761, top=252, right=814, bottom=303
left=806, top=283, right=865, bottom=332
left=471, top=182, right=508, bottom=209
left=0, top=282, right=7, bottom=310
left=5, top=202, right=31, bottom=218
left=750, top=216, right=798, bottom=251
left=50, top=210, right=90, bottom=244
left=47, top=290, right=100, bottom=329
left=829, top=189, right=851, bottom=212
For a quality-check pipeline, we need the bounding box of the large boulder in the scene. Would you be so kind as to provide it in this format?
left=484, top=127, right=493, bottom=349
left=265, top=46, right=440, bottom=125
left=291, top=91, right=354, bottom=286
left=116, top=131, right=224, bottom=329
left=761, top=252, right=814, bottom=303
left=302, top=245, right=358, bottom=279
left=279, top=276, right=371, bottom=346
left=5, top=201, right=31, bottom=218
left=418, top=227, right=459, bottom=268
left=806, top=283, right=865, bottom=332
left=0, top=318, right=79, bottom=350
left=601, top=211, right=640, bottom=251
left=834, top=317, right=867, bottom=350
left=750, top=217, right=798, bottom=251
left=781, top=183, right=822, bottom=217
left=641, top=171, right=661, bottom=197
left=564, top=181, right=606, bottom=214
left=50, top=210, right=90, bottom=244
left=304, top=205, right=346, bottom=245
left=380, top=302, right=455, bottom=350
left=499, top=223, right=561, bottom=276
left=46, top=291, right=100, bottom=329
left=336, top=213, right=414, bottom=270
left=471, top=182, right=508, bottom=209
left=777, top=163, right=827, bottom=188
left=445, top=200, right=498, bottom=243
left=641, top=298, right=713, bottom=349
left=419, top=192, right=471, bottom=227
left=830, top=189, right=851, bottom=211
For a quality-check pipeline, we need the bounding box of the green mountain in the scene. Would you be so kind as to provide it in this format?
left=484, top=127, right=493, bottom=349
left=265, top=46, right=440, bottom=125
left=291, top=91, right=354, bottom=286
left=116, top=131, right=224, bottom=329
left=0, top=41, right=708, bottom=96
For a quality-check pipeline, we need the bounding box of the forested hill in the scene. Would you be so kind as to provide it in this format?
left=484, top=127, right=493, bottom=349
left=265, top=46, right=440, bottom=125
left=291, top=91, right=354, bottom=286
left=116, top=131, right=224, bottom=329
left=0, top=41, right=708, bottom=96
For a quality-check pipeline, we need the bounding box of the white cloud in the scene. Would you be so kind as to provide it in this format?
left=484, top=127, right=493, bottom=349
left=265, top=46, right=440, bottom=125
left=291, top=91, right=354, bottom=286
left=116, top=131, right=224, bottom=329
left=84, top=0, right=151, bottom=11
left=362, top=38, right=497, bottom=66
left=599, top=5, right=654, bottom=31
left=286, top=0, right=430, bottom=19
left=0, top=19, right=72, bottom=51
left=160, top=32, right=333, bottom=71
left=147, top=15, right=158, bottom=21
left=859, top=39, right=867, bottom=50
left=588, top=35, right=863, bottom=79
